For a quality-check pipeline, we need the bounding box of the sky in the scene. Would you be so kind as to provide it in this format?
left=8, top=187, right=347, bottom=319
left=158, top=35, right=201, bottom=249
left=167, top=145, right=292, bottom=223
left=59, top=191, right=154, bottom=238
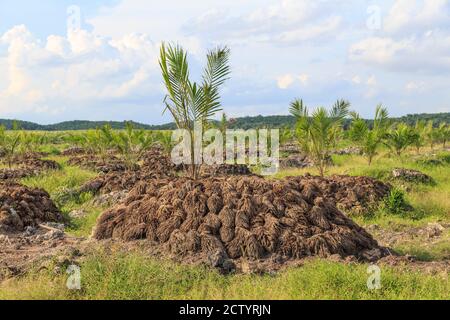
left=0, top=0, right=449, bottom=125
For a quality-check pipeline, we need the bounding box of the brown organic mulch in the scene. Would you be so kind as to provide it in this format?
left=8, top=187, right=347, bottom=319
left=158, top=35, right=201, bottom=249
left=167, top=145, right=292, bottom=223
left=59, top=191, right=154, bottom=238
left=61, top=147, right=86, bottom=156
left=93, top=175, right=387, bottom=272
left=0, top=182, right=64, bottom=232
left=79, top=169, right=166, bottom=195
left=200, top=164, right=254, bottom=177
left=289, top=174, right=392, bottom=215
left=0, top=158, right=61, bottom=181
left=67, top=154, right=127, bottom=173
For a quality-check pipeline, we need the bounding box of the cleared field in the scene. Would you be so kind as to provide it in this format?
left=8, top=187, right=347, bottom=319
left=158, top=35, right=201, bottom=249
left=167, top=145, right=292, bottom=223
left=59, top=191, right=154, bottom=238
left=1, top=139, right=449, bottom=300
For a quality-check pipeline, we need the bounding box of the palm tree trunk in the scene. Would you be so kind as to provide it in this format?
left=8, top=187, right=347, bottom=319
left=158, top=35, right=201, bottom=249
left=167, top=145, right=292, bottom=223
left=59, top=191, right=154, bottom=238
left=189, top=130, right=197, bottom=179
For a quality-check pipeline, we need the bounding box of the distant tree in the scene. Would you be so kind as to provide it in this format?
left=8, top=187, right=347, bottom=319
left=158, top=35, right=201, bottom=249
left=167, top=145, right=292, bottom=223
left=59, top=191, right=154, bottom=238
left=290, top=99, right=350, bottom=177
left=349, top=104, right=390, bottom=165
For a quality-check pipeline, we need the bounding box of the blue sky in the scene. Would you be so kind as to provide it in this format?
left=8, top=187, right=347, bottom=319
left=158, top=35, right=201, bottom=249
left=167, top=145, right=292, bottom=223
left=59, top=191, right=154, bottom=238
left=0, top=0, right=449, bottom=124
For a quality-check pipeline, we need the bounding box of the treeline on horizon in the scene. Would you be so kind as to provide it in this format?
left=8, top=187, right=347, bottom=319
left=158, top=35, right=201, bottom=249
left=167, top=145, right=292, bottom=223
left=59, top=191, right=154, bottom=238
left=0, top=112, right=449, bottom=131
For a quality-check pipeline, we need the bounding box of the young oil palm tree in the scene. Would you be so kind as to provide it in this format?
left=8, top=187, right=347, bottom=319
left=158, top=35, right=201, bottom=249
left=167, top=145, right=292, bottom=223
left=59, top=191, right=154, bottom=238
left=290, top=99, right=350, bottom=177
left=412, top=120, right=427, bottom=154
left=436, top=123, right=449, bottom=148
left=159, top=43, right=231, bottom=179
left=425, top=120, right=439, bottom=150
left=349, top=104, right=389, bottom=165
left=113, top=122, right=154, bottom=169
left=0, top=121, right=22, bottom=168
left=384, top=123, right=418, bottom=158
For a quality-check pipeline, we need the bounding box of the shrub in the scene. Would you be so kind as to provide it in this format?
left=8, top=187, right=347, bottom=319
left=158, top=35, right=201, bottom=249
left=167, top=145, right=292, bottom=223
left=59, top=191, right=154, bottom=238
left=383, top=188, right=410, bottom=215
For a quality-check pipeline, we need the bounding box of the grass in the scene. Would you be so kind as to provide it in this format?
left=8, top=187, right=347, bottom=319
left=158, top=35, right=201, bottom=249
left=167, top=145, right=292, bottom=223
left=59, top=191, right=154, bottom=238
left=393, top=230, right=450, bottom=262
left=0, top=252, right=448, bottom=300
left=20, top=158, right=96, bottom=194
left=66, top=207, right=103, bottom=238
left=22, top=165, right=96, bottom=209
left=1, top=147, right=449, bottom=300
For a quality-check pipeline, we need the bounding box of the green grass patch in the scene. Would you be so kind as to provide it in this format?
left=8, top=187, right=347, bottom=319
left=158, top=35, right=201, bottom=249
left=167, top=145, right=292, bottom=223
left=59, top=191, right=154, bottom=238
left=0, top=252, right=448, bottom=300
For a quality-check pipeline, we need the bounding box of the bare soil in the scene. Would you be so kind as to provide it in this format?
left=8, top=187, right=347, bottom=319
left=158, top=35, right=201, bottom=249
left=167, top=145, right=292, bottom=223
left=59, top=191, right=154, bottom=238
left=0, top=227, right=83, bottom=281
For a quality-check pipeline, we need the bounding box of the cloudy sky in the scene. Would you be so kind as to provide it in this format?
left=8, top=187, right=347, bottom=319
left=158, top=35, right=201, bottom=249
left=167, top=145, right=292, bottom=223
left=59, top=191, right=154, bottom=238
left=0, top=0, right=449, bottom=124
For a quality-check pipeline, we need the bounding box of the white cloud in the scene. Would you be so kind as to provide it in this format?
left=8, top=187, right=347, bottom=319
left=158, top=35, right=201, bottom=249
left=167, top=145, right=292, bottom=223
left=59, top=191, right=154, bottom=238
left=297, top=74, right=309, bottom=86
left=405, top=81, right=426, bottom=92
left=349, top=32, right=450, bottom=73
left=351, top=75, right=361, bottom=84
left=277, top=74, right=295, bottom=89
left=184, top=0, right=343, bottom=45
left=384, top=0, right=450, bottom=35
left=1, top=0, right=449, bottom=122
left=349, top=0, right=450, bottom=74
left=0, top=25, right=161, bottom=115
left=276, top=73, right=309, bottom=89
left=277, top=16, right=342, bottom=43
left=367, top=75, right=377, bottom=86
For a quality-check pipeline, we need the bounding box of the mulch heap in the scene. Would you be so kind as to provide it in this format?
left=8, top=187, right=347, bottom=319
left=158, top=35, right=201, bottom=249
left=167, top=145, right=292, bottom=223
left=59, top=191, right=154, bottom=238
left=0, top=183, right=64, bottom=232
left=80, top=149, right=178, bottom=196
left=0, top=155, right=61, bottom=181
left=141, top=148, right=179, bottom=173
left=280, top=154, right=314, bottom=169
left=80, top=169, right=166, bottom=195
left=61, top=147, right=86, bottom=156
left=94, top=175, right=386, bottom=273
left=291, top=174, right=391, bottom=215
left=200, top=164, right=253, bottom=177
left=67, top=154, right=127, bottom=173
left=391, top=168, right=434, bottom=184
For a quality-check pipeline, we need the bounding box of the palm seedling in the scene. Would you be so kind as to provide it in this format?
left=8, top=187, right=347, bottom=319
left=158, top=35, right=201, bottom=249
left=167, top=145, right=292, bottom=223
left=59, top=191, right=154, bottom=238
left=425, top=121, right=440, bottom=150
left=349, top=104, right=389, bottom=165
left=411, top=120, right=427, bottom=154
left=384, top=123, right=418, bottom=158
left=0, top=121, right=22, bottom=168
left=159, top=43, right=231, bottom=179
left=290, top=99, right=350, bottom=177
left=153, top=131, right=174, bottom=155
left=436, top=123, right=449, bottom=148
left=82, top=127, right=114, bottom=165
left=113, top=122, right=154, bottom=169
